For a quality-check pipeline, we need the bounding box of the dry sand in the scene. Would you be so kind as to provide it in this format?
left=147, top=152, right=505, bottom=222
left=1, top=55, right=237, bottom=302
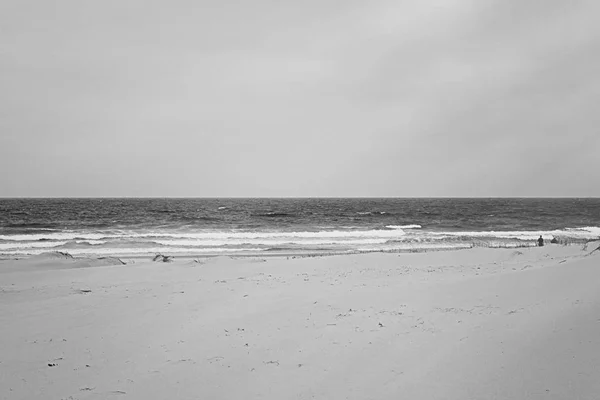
left=1, top=243, right=599, bottom=399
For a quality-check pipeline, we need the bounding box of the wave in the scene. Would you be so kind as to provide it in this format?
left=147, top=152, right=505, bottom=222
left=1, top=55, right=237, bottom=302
left=151, top=238, right=390, bottom=247
left=0, top=229, right=408, bottom=242
left=0, top=233, right=109, bottom=242
left=149, top=209, right=177, bottom=214
left=0, top=247, right=267, bottom=256
left=1, top=226, right=598, bottom=256
left=255, top=212, right=294, bottom=217
left=566, top=226, right=600, bottom=236
left=178, top=216, right=221, bottom=222
left=74, top=240, right=108, bottom=245
left=1, top=226, right=598, bottom=244
left=0, top=241, right=68, bottom=251
left=6, top=222, right=58, bottom=228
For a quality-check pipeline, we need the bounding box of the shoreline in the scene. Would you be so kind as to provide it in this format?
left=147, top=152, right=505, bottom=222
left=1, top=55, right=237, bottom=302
left=2, top=223, right=599, bottom=260
left=1, top=239, right=595, bottom=262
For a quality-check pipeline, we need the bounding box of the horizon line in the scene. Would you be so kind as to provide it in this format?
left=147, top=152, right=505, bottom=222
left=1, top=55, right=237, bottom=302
left=1, top=196, right=599, bottom=200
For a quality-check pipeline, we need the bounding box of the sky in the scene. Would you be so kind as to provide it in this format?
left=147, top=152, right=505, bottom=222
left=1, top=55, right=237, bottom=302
left=1, top=0, right=599, bottom=197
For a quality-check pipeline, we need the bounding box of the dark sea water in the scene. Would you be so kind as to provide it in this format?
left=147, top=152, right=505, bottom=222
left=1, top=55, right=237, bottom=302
left=1, top=198, right=599, bottom=256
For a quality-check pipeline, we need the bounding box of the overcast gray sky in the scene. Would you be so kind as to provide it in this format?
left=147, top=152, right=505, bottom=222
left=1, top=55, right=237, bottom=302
left=1, top=0, right=599, bottom=197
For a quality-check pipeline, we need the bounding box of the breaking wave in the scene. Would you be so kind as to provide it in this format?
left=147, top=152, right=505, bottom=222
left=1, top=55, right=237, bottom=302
left=1, top=225, right=598, bottom=257
left=386, top=225, right=422, bottom=229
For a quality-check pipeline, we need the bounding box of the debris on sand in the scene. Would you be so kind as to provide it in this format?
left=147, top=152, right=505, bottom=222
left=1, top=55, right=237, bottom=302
left=153, top=254, right=174, bottom=263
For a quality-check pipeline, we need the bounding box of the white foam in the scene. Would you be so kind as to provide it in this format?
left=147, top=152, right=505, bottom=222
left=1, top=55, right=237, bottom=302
left=0, top=247, right=266, bottom=256
left=0, top=233, right=108, bottom=242
left=566, top=226, right=600, bottom=236
left=0, top=241, right=67, bottom=251
left=1, top=226, right=598, bottom=256
left=75, top=240, right=107, bottom=245
left=152, top=238, right=389, bottom=247
left=138, top=229, right=408, bottom=240
left=0, top=229, right=408, bottom=242
left=430, top=227, right=600, bottom=241
left=357, top=243, right=472, bottom=252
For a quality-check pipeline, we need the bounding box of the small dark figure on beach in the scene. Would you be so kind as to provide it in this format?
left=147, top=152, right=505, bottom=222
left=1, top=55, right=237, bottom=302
left=538, top=236, right=544, bottom=247
left=551, top=237, right=559, bottom=244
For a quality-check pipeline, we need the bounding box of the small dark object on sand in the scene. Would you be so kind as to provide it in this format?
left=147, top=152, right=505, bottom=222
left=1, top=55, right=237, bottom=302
left=153, top=254, right=174, bottom=262
left=551, top=237, right=559, bottom=244
left=537, top=236, right=544, bottom=247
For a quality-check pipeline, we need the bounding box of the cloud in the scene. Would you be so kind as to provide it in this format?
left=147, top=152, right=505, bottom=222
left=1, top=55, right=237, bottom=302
left=0, top=0, right=598, bottom=196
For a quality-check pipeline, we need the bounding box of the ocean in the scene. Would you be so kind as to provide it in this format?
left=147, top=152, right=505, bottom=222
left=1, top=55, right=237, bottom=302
left=1, top=198, right=599, bottom=257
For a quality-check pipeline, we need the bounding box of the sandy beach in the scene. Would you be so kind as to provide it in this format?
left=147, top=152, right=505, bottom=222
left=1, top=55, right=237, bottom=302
left=1, top=243, right=599, bottom=399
